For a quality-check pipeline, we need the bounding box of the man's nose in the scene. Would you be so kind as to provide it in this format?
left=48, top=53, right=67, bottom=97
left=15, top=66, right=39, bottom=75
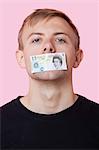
left=42, top=41, right=56, bottom=54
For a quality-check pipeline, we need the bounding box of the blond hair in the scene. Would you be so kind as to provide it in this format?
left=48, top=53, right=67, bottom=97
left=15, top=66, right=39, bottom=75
left=18, top=8, right=80, bottom=50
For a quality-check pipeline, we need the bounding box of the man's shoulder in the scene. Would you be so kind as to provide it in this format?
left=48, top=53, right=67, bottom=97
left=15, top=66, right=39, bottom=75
left=78, top=95, right=99, bottom=115
left=79, top=95, right=99, bottom=107
left=0, top=96, right=22, bottom=114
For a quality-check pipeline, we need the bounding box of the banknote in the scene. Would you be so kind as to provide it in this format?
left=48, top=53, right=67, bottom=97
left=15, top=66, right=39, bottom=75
left=30, top=52, right=67, bottom=73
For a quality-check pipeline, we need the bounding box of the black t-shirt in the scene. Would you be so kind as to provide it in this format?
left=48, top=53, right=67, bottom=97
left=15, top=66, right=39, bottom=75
left=1, top=95, right=99, bottom=149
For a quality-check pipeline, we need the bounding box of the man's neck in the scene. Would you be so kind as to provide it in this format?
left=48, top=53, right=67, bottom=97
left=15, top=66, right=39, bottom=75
left=20, top=78, right=78, bottom=114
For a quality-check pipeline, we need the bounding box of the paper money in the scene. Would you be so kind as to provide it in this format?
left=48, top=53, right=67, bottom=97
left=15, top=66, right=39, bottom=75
left=30, top=52, right=67, bottom=73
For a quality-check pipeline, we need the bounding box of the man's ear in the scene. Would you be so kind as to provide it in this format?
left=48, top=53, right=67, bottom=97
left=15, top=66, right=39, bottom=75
left=73, top=49, right=84, bottom=68
left=16, top=50, right=26, bottom=68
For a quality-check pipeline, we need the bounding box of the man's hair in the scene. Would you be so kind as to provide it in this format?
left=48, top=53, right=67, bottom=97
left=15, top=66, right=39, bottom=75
left=52, top=56, right=62, bottom=65
left=18, top=8, right=80, bottom=50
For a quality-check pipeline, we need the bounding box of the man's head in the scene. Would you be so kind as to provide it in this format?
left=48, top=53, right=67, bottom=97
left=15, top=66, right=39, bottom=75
left=16, top=8, right=83, bottom=81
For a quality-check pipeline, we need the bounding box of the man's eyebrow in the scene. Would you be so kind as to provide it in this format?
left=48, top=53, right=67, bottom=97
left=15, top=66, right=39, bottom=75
left=54, top=32, right=69, bottom=37
left=27, top=33, right=44, bottom=39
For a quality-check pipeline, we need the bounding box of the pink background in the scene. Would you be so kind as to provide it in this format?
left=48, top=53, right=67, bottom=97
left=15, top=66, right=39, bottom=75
left=0, top=0, right=99, bottom=106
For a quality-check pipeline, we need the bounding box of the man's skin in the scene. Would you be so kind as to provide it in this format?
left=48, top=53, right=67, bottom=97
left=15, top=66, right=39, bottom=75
left=16, top=17, right=83, bottom=114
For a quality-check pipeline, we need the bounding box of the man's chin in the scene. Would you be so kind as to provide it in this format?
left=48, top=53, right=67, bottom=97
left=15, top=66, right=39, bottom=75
left=31, top=70, right=66, bottom=81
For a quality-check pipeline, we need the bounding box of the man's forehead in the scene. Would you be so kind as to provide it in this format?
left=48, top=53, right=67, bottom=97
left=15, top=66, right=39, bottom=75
left=22, top=17, right=74, bottom=38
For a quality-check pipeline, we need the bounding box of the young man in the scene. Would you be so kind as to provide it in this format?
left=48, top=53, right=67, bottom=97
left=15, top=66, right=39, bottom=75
left=1, top=9, right=99, bottom=149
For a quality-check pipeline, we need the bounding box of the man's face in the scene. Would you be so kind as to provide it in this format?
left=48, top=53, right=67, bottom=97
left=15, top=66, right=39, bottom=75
left=18, top=17, right=81, bottom=81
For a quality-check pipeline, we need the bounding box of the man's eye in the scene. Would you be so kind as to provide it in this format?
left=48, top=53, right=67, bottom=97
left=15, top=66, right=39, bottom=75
left=32, top=38, right=41, bottom=43
left=56, top=38, right=66, bottom=43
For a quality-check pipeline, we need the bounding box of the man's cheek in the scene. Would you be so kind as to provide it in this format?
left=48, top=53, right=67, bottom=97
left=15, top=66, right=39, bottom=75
left=67, top=53, right=76, bottom=67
